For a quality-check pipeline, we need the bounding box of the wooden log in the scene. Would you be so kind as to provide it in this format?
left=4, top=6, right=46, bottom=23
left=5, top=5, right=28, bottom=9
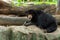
left=0, top=15, right=28, bottom=25
left=9, top=25, right=60, bottom=40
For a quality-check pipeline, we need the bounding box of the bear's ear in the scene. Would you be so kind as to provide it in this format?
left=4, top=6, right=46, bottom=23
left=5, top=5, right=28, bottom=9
left=25, top=9, right=36, bottom=14
left=36, top=10, right=44, bottom=14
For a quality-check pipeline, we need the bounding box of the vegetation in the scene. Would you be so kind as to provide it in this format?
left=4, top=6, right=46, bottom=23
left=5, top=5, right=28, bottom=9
left=12, top=0, right=57, bottom=7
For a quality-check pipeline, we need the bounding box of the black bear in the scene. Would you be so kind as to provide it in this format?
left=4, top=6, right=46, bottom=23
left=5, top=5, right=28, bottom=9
left=24, top=9, right=57, bottom=33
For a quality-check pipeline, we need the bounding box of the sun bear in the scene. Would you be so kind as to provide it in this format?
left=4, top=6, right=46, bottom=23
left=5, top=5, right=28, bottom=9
left=24, top=9, right=57, bottom=33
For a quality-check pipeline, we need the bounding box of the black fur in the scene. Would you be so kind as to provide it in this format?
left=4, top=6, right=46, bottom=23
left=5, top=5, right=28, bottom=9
left=24, top=9, right=57, bottom=33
